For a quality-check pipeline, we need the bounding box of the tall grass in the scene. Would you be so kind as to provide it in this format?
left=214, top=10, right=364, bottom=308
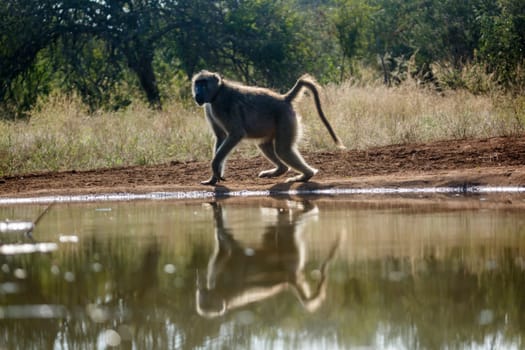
left=0, top=94, right=211, bottom=176
left=0, top=81, right=523, bottom=177
left=302, top=80, right=524, bottom=150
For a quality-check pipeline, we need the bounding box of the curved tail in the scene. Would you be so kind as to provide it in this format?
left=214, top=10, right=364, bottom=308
left=284, top=75, right=345, bottom=149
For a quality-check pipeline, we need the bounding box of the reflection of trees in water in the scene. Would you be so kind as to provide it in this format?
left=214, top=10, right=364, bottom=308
left=1, top=202, right=525, bottom=349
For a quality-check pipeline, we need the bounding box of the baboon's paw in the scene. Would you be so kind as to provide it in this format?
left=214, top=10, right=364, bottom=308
left=284, top=168, right=317, bottom=183
left=285, top=174, right=313, bottom=183
left=258, top=167, right=288, bottom=178
left=201, top=179, right=217, bottom=186
left=201, top=175, right=224, bottom=186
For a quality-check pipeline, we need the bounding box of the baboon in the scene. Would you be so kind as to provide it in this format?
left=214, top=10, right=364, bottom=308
left=192, top=70, right=345, bottom=185
left=196, top=201, right=340, bottom=318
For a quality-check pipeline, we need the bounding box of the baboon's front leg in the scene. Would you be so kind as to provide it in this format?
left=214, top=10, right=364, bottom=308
left=201, top=159, right=226, bottom=185
left=202, top=133, right=243, bottom=186
left=202, top=119, right=227, bottom=185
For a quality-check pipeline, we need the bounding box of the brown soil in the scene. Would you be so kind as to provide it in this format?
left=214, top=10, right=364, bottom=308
left=1, top=136, right=525, bottom=199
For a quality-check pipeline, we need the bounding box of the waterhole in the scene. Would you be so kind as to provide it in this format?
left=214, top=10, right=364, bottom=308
left=1, top=195, right=525, bottom=349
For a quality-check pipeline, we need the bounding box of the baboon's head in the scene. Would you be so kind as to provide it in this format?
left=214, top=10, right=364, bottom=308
left=192, top=70, right=222, bottom=106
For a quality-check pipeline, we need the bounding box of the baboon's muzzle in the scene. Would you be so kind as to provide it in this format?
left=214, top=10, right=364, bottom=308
left=195, top=94, right=206, bottom=105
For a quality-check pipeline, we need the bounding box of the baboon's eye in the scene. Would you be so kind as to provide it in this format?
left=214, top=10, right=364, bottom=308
left=194, top=81, right=207, bottom=95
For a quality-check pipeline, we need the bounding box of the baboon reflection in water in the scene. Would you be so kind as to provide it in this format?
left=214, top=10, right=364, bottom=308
left=196, top=201, right=340, bottom=318
left=192, top=70, right=345, bottom=185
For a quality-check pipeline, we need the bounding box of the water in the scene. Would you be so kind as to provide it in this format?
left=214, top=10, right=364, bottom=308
left=0, top=185, right=523, bottom=204
left=1, top=195, right=525, bottom=349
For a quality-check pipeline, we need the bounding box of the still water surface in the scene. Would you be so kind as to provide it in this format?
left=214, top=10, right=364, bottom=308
left=1, top=196, right=525, bottom=349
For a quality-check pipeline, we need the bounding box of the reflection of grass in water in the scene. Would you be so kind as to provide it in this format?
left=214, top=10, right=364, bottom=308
left=0, top=81, right=523, bottom=176
left=310, top=206, right=525, bottom=277
left=310, top=207, right=525, bottom=349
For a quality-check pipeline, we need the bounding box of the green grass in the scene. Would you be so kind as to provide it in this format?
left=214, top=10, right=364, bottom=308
left=0, top=81, right=523, bottom=177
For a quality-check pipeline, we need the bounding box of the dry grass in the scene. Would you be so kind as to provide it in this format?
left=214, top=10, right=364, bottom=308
left=0, top=94, right=211, bottom=176
left=301, top=80, right=524, bottom=151
left=0, top=81, right=523, bottom=177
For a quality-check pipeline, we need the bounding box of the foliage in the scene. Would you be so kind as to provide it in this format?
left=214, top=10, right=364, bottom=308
left=167, top=0, right=311, bottom=87
left=0, top=0, right=59, bottom=117
left=477, top=0, right=525, bottom=90
left=330, top=0, right=376, bottom=80
left=0, top=0, right=524, bottom=117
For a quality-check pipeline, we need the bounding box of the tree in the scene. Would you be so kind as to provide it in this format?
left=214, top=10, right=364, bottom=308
left=477, top=0, right=525, bottom=88
left=169, top=0, right=313, bottom=88
left=59, top=0, right=178, bottom=109
left=1, top=0, right=179, bottom=113
left=0, top=0, right=61, bottom=116
left=331, top=0, right=376, bottom=81
left=55, top=35, right=128, bottom=111
left=369, top=0, right=414, bottom=85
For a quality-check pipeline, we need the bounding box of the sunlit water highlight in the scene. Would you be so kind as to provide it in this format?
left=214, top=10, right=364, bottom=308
left=0, top=185, right=523, bottom=204
left=1, top=196, right=525, bottom=349
left=0, top=220, right=34, bottom=232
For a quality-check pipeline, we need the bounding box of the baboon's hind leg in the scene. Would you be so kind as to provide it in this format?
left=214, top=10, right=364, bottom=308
left=274, top=127, right=318, bottom=183
left=257, top=141, right=289, bottom=178
left=280, top=149, right=318, bottom=183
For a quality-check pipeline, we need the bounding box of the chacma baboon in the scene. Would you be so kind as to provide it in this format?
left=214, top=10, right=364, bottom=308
left=192, top=70, right=345, bottom=185
left=196, top=201, right=340, bottom=318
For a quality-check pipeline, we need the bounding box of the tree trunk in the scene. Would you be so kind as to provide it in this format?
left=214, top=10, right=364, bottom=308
left=380, top=54, right=390, bottom=86
left=126, top=46, right=162, bottom=109
left=135, top=59, right=161, bottom=110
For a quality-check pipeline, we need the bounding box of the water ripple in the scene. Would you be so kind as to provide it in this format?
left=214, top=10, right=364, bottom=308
left=0, top=243, right=58, bottom=255
left=0, top=186, right=523, bottom=204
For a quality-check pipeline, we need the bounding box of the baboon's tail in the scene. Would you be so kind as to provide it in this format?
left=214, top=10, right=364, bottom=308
left=284, top=75, right=345, bottom=149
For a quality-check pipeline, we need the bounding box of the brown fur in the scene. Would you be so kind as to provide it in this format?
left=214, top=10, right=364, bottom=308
left=192, top=70, right=345, bottom=185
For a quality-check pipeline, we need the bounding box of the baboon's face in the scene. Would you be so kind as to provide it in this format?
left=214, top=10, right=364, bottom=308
left=193, top=79, right=208, bottom=105
left=192, top=71, right=221, bottom=106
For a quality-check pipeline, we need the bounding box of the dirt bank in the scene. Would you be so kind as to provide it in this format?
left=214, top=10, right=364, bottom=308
left=1, top=136, right=525, bottom=198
